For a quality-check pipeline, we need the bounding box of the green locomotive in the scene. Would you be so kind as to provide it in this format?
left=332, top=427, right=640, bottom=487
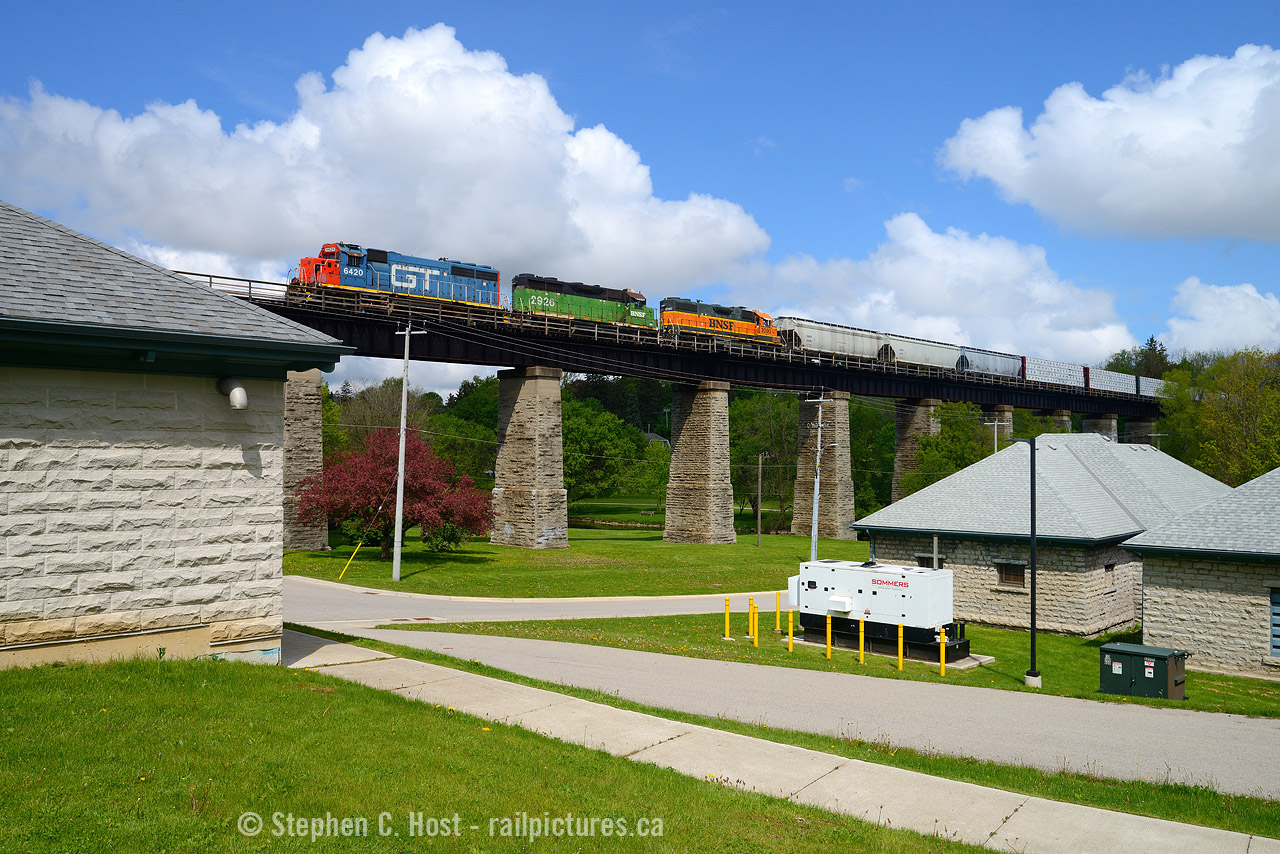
left=510, top=273, right=658, bottom=327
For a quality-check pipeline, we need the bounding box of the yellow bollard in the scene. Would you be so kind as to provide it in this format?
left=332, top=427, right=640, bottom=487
left=775, top=591, right=781, bottom=633
left=723, top=597, right=731, bottom=640
left=787, top=609, right=793, bottom=652
left=747, top=597, right=754, bottom=639
left=858, top=619, right=865, bottom=665
left=825, top=614, right=832, bottom=660
left=897, top=623, right=904, bottom=671
left=752, top=603, right=759, bottom=648
left=940, top=627, right=947, bottom=677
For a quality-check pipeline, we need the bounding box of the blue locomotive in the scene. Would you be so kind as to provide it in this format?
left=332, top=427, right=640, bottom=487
left=298, top=242, right=500, bottom=307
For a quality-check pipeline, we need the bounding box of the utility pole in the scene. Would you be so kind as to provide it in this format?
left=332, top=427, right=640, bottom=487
left=391, top=325, right=429, bottom=583
left=805, top=395, right=834, bottom=562
left=981, top=419, right=1000, bottom=454
left=756, top=452, right=765, bottom=547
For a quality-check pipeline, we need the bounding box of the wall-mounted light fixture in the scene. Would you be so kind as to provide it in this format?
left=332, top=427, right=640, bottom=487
left=217, top=378, right=248, bottom=410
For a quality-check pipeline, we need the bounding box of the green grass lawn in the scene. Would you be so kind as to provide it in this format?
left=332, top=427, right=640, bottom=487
left=292, top=625, right=1280, bottom=840
left=285, top=528, right=868, bottom=598
left=383, top=613, right=1280, bottom=719
left=0, top=658, right=994, bottom=854
left=568, top=496, right=789, bottom=530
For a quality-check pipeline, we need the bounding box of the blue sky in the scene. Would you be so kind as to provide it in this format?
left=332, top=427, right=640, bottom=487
left=5, top=2, right=1279, bottom=394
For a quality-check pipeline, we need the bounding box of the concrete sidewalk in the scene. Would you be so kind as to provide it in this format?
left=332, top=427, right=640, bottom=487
left=282, top=630, right=1278, bottom=854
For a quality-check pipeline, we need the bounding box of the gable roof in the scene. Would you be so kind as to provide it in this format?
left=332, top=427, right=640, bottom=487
left=1124, top=466, right=1280, bottom=563
left=0, top=199, right=351, bottom=378
left=855, top=433, right=1230, bottom=545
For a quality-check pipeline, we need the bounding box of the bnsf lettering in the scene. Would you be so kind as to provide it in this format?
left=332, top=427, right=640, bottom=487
left=872, top=578, right=909, bottom=588
left=708, top=318, right=733, bottom=330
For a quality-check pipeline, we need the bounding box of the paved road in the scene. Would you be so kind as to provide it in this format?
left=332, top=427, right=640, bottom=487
left=284, top=575, right=766, bottom=625
left=286, top=577, right=1280, bottom=799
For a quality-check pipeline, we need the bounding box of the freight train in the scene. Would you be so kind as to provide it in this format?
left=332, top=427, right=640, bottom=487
left=293, top=242, right=1163, bottom=398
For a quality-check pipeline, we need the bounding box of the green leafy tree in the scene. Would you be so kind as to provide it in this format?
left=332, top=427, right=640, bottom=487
left=847, top=398, right=895, bottom=517
left=565, top=375, right=673, bottom=438
left=561, top=396, right=647, bottom=500
left=425, top=411, right=498, bottom=483
left=339, top=377, right=436, bottom=452
left=321, top=382, right=349, bottom=459
left=445, top=375, right=500, bottom=432
left=1010, top=409, right=1071, bottom=443
left=631, top=439, right=671, bottom=510
left=1104, top=336, right=1173, bottom=377
left=899, top=401, right=989, bottom=498
left=729, top=390, right=798, bottom=529
left=1191, top=349, right=1280, bottom=485
left=1154, top=367, right=1203, bottom=463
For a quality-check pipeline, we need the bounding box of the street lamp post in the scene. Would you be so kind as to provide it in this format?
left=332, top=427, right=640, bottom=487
left=1011, top=437, right=1041, bottom=688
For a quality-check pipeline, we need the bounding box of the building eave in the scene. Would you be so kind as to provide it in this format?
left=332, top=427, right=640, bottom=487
left=1121, top=543, right=1280, bottom=565
left=0, top=317, right=353, bottom=380
left=852, top=523, right=1138, bottom=550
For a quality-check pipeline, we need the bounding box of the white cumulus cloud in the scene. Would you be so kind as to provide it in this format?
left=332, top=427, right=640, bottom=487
left=730, top=213, right=1134, bottom=365
left=0, top=24, right=768, bottom=287
left=1163, top=277, right=1280, bottom=352
left=941, top=44, right=1280, bottom=241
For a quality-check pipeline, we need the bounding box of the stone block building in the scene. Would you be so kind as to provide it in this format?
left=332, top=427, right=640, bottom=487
left=1125, top=466, right=1280, bottom=677
left=854, top=433, right=1229, bottom=636
left=0, top=200, right=349, bottom=668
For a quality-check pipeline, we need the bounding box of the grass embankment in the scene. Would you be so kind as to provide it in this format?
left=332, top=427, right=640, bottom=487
left=285, top=528, right=867, bottom=598
left=567, top=496, right=789, bottom=532
left=384, top=613, right=1280, bottom=719
left=291, top=625, right=1280, bottom=841
left=0, top=658, right=991, bottom=854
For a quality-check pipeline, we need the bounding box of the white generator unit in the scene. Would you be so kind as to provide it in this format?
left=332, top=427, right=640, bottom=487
left=788, top=559, right=969, bottom=661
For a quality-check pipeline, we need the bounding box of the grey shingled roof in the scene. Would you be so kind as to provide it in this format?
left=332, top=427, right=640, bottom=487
left=855, top=433, right=1230, bottom=543
left=0, top=199, right=338, bottom=347
left=1125, top=465, right=1280, bottom=560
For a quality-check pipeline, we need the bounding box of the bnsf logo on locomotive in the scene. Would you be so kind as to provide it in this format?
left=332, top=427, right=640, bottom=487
left=708, top=318, right=733, bottom=330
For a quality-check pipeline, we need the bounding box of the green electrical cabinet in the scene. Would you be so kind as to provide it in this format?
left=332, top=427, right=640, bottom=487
left=1099, top=643, right=1190, bottom=700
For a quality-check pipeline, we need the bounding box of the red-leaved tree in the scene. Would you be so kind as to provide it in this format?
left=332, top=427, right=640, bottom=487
left=296, top=429, right=493, bottom=559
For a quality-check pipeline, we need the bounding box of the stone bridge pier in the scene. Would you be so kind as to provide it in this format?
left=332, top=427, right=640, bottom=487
left=1039, top=409, right=1073, bottom=432
left=283, top=369, right=327, bottom=550
left=490, top=366, right=568, bottom=549
left=663, top=381, right=736, bottom=544
left=891, top=398, right=939, bottom=502
left=1124, top=418, right=1159, bottom=444
left=791, top=391, right=856, bottom=539
left=1082, top=413, right=1119, bottom=442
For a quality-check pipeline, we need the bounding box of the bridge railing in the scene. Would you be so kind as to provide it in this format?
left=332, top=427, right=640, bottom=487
left=175, top=270, right=289, bottom=301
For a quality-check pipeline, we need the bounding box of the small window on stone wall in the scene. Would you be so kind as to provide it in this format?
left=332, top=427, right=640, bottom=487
left=996, top=562, right=1025, bottom=588
left=915, top=554, right=945, bottom=569
left=1105, top=563, right=1116, bottom=592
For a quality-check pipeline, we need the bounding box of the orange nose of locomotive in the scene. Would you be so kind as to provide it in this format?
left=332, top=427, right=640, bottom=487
left=298, top=244, right=342, bottom=285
